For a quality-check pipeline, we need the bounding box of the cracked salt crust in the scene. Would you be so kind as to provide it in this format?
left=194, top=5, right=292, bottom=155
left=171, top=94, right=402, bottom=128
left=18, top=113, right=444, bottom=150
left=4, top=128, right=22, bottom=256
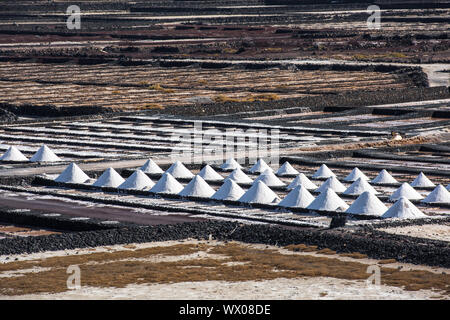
left=3, top=278, right=446, bottom=300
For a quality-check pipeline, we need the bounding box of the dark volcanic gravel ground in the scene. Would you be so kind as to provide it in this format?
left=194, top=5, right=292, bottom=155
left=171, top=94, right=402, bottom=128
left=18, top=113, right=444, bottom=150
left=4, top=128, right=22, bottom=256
left=0, top=221, right=448, bottom=268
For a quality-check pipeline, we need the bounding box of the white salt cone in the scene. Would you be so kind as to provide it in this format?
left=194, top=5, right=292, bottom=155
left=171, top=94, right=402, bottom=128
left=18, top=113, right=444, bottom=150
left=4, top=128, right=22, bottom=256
left=410, top=172, right=435, bottom=188
left=0, top=146, right=28, bottom=161
left=421, top=185, right=450, bottom=204
left=55, top=163, right=90, bottom=184
left=238, top=181, right=280, bottom=204
left=211, top=179, right=245, bottom=201
left=344, top=167, right=369, bottom=182
left=382, top=197, right=427, bottom=219
left=249, top=159, right=272, bottom=174
left=278, top=185, right=315, bottom=208
left=254, top=169, right=285, bottom=187
left=311, top=164, right=336, bottom=179
left=307, top=188, right=349, bottom=212
left=150, top=172, right=184, bottom=194
left=165, top=160, right=194, bottom=179
left=345, top=191, right=387, bottom=216
left=276, top=162, right=299, bottom=176
left=220, top=158, right=242, bottom=171
left=389, top=183, right=423, bottom=201
left=315, top=176, right=346, bottom=193
left=92, top=168, right=125, bottom=188
left=371, top=169, right=398, bottom=185
left=118, top=170, right=154, bottom=190
left=179, top=175, right=215, bottom=198
left=198, top=165, right=224, bottom=181
left=140, top=159, right=164, bottom=174
left=343, top=177, right=379, bottom=196
left=225, top=168, right=253, bottom=184
left=287, top=173, right=317, bottom=190
left=30, top=144, right=61, bottom=162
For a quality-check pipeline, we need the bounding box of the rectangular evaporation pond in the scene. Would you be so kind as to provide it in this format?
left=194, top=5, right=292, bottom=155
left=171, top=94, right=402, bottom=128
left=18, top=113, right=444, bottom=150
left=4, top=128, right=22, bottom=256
left=0, top=223, right=62, bottom=237
left=245, top=111, right=327, bottom=121
left=342, top=157, right=450, bottom=171
left=298, top=114, right=391, bottom=124
left=398, top=151, right=450, bottom=158
left=420, top=207, right=450, bottom=217
left=350, top=118, right=441, bottom=128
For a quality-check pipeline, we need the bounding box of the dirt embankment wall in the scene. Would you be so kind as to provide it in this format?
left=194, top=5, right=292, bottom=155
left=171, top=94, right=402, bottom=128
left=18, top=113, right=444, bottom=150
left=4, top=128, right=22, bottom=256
left=168, top=86, right=449, bottom=117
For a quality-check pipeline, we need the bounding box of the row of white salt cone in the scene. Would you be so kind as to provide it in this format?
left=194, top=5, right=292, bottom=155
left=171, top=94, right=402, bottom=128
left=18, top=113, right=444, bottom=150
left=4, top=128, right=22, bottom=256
left=0, top=145, right=61, bottom=162
left=54, top=160, right=450, bottom=219
left=2, top=143, right=442, bottom=190
left=142, top=158, right=447, bottom=190
left=4, top=143, right=447, bottom=192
